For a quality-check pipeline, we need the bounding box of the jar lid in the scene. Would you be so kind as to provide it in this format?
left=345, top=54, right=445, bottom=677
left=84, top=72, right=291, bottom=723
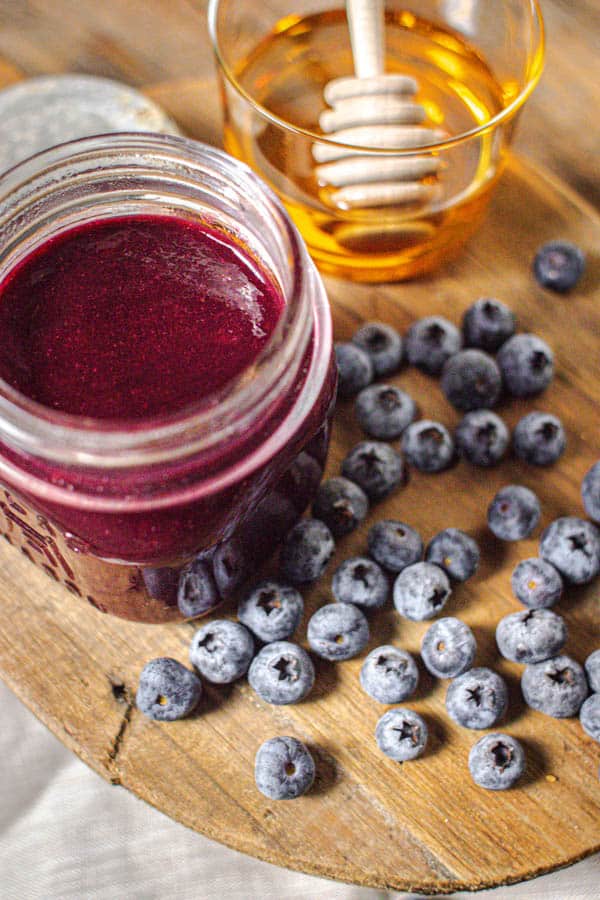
left=0, top=74, right=181, bottom=174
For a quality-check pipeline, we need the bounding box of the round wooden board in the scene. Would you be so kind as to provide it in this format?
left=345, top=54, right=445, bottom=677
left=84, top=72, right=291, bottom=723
left=0, top=79, right=599, bottom=895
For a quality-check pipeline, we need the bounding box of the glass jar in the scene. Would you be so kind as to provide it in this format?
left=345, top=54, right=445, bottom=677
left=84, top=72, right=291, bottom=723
left=0, top=134, right=336, bottom=623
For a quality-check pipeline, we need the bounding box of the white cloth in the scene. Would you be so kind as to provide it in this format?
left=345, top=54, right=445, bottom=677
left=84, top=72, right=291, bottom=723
left=1, top=681, right=598, bottom=900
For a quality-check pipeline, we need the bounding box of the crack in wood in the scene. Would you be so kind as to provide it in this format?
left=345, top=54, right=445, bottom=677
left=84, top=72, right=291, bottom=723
left=106, top=682, right=134, bottom=784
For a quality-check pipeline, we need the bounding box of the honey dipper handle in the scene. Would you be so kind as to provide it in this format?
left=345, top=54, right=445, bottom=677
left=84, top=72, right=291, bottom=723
left=346, top=0, right=385, bottom=79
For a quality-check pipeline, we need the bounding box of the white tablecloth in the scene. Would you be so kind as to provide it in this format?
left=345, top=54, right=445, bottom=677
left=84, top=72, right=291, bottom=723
left=1, top=681, right=597, bottom=900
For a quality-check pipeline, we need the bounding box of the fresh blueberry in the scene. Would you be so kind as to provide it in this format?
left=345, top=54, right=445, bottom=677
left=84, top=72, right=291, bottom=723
left=279, top=518, right=335, bottom=584
left=585, top=649, right=600, bottom=693
left=513, top=412, right=566, bottom=466
left=539, top=516, right=600, bottom=584
left=238, top=580, right=304, bottom=643
left=393, top=562, right=451, bottom=621
left=496, top=609, right=567, bottom=664
left=360, top=645, right=419, bottom=703
left=425, top=529, right=480, bottom=582
left=335, top=342, right=374, bottom=398
left=352, top=320, right=403, bottom=376
left=367, top=519, right=423, bottom=574
left=136, top=657, right=202, bottom=721
left=341, top=440, right=405, bottom=501
left=462, top=298, right=516, bottom=353
left=332, top=557, right=389, bottom=610
left=190, top=619, right=254, bottom=684
left=355, top=384, right=417, bottom=440
left=446, top=667, right=508, bottom=729
left=533, top=240, right=585, bottom=293
left=307, top=602, right=369, bottom=661
left=497, top=333, right=554, bottom=398
left=468, top=733, right=525, bottom=790
left=441, top=349, right=502, bottom=412
left=254, top=736, right=315, bottom=800
left=455, top=409, right=509, bottom=467
left=581, top=461, right=600, bottom=523
left=580, top=694, right=600, bottom=742
left=375, top=708, right=428, bottom=761
left=401, top=420, right=455, bottom=473
left=248, top=641, right=315, bottom=705
left=405, top=316, right=462, bottom=375
left=521, top=654, right=588, bottom=717
left=511, top=557, right=563, bottom=609
left=177, top=557, right=220, bottom=618
left=421, top=617, right=477, bottom=679
left=212, top=536, right=249, bottom=598
left=312, top=476, right=369, bottom=538
left=487, top=484, right=541, bottom=541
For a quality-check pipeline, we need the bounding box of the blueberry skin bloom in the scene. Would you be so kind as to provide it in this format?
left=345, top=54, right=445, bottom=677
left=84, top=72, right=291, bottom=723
left=495, top=609, right=567, bottom=664
left=341, top=440, right=405, bottom=501
left=279, top=518, right=335, bottom=585
left=580, top=694, right=600, bottom=742
left=441, top=349, right=502, bottom=412
left=487, top=484, right=541, bottom=541
left=332, top=557, right=389, bottom=610
left=533, top=240, right=585, bottom=293
left=312, top=476, right=369, bottom=538
left=497, top=333, right=554, bottom=398
left=352, top=320, right=404, bottom=377
left=421, top=617, right=477, bottom=679
left=307, top=603, right=369, bottom=661
left=539, top=516, right=600, bottom=584
left=585, top=649, right=600, bottom=693
left=367, top=519, right=423, bottom=574
left=425, top=528, right=480, bottom=582
left=190, top=620, right=254, bottom=684
left=468, top=733, right=525, bottom=791
left=360, top=645, right=419, bottom=703
left=462, top=298, right=516, bottom=353
left=581, top=461, right=600, bottom=523
left=511, top=558, right=563, bottom=609
left=238, top=580, right=304, bottom=643
left=446, top=667, right=508, bottom=729
left=513, top=412, right=566, bottom=466
left=248, top=641, right=315, bottom=705
left=393, top=562, right=451, bottom=621
left=405, top=316, right=462, bottom=375
left=177, top=557, right=220, bottom=619
left=455, top=409, right=509, bottom=467
left=136, top=657, right=202, bottom=721
left=255, top=736, right=315, bottom=800
left=355, top=384, right=417, bottom=440
left=401, top=420, right=455, bottom=473
left=375, top=708, right=428, bottom=761
left=521, top=654, right=588, bottom=718
left=334, top=342, right=373, bottom=398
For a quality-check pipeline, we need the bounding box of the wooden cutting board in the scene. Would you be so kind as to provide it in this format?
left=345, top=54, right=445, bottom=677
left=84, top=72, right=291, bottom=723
left=0, top=79, right=598, bottom=895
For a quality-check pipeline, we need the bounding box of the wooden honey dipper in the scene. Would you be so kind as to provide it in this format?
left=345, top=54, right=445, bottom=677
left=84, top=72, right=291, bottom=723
left=313, top=0, right=446, bottom=209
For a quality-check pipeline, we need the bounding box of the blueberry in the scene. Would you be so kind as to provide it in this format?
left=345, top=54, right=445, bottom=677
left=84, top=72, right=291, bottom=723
left=307, top=602, right=369, bottom=661
left=212, top=536, right=248, bottom=598
left=521, top=654, right=588, bottom=717
left=585, top=649, right=600, bottom=693
left=312, top=476, right=369, bottom=538
left=332, top=557, right=389, bottom=610
left=279, top=518, right=335, bottom=584
left=401, top=420, right=455, bottom=473
left=513, top=412, right=566, bottom=466
left=375, top=708, right=428, bottom=761
left=455, top=409, right=509, bottom=467
left=468, top=733, right=525, bottom=791
left=446, top=667, right=508, bottom=729
left=367, top=519, right=423, bottom=574
left=341, top=440, right=404, bottom=501
left=581, top=461, right=600, bottom=523
left=496, top=609, right=567, bottom=664
left=136, top=657, right=202, bottom=721
left=539, top=516, right=600, bottom=584
left=238, top=580, right=304, bottom=643
left=335, top=342, right=374, bottom=398
left=497, top=333, right=554, bottom=398
left=254, top=736, right=315, bottom=800
left=360, top=645, right=419, bottom=703
left=533, top=240, right=585, bottom=293
left=462, top=298, right=516, bottom=352
left=393, top=562, right=451, bottom=621
left=190, top=619, right=254, bottom=684
left=511, top=557, right=563, bottom=609
left=441, top=349, right=502, bottom=412
left=421, top=617, right=477, bottom=678
left=177, top=557, right=220, bottom=619
left=580, top=694, right=600, bottom=742
left=248, top=641, right=315, bottom=704
left=425, top=529, right=480, bottom=582
left=352, top=320, right=403, bottom=376
left=487, top=484, right=541, bottom=541
left=406, top=316, right=462, bottom=375
left=355, top=384, right=417, bottom=440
